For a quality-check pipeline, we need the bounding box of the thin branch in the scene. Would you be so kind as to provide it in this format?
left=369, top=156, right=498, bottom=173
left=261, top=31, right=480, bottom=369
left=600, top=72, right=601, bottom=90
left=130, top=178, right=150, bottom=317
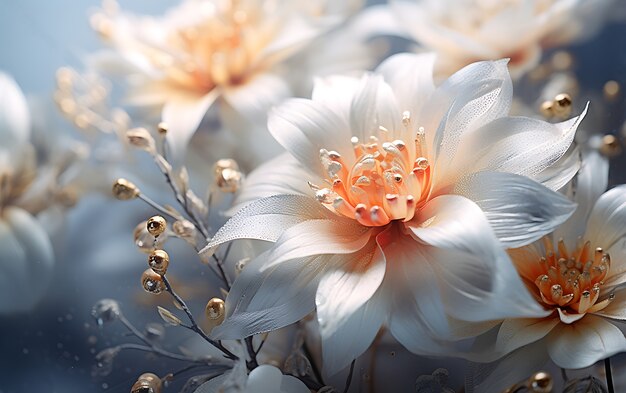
left=115, top=343, right=209, bottom=364
left=161, top=275, right=238, bottom=361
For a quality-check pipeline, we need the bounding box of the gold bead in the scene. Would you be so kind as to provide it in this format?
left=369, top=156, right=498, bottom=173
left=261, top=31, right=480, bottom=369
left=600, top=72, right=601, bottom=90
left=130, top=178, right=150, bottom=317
left=112, top=178, right=139, bottom=200
left=205, top=298, right=225, bottom=322
left=141, top=269, right=165, bottom=294
left=604, top=80, right=620, bottom=101
left=540, top=100, right=554, bottom=118
left=599, top=134, right=622, bottom=158
left=216, top=168, right=243, bottom=193
left=213, top=158, right=239, bottom=175
left=529, top=371, right=553, bottom=393
left=131, top=373, right=162, bottom=393
left=553, top=93, right=572, bottom=118
left=148, top=250, right=169, bottom=275
left=146, top=216, right=167, bottom=237
left=157, top=122, right=168, bottom=135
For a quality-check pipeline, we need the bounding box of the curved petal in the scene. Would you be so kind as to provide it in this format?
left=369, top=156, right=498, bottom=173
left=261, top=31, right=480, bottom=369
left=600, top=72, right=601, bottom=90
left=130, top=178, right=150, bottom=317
left=546, top=315, right=626, bottom=369
left=375, top=52, right=436, bottom=141
left=221, top=73, right=291, bottom=132
left=311, top=75, right=360, bottom=120
left=201, top=195, right=334, bottom=257
left=213, top=218, right=372, bottom=339
left=407, top=195, right=548, bottom=321
left=585, top=185, right=626, bottom=251
left=493, top=317, right=559, bottom=356
left=454, top=171, right=576, bottom=248
left=268, top=98, right=353, bottom=179
left=349, top=73, right=401, bottom=141
left=554, top=150, right=608, bottom=244
left=423, top=59, right=512, bottom=177
left=229, top=153, right=317, bottom=214
left=0, top=72, right=30, bottom=150
left=0, top=207, right=54, bottom=313
left=466, top=340, right=550, bottom=393
left=448, top=105, right=587, bottom=189
left=315, top=230, right=388, bottom=374
left=162, top=89, right=220, bottom=166
left=595, top=290, right=626, bottom=320
left=531, top=145, right=582, bottom=193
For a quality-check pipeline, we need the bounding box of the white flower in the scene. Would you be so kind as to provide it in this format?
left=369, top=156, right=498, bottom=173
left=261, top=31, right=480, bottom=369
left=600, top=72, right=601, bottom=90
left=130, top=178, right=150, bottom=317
left=0, top=73, right=54, bottom=313
left=196, top=364, right=309, bottom=393
left=201, top=53, right=586, bottom=374
left=91, top=0, right=352, bottom=163
left=390, top=0, right=614, bottom=78
left=468, top=152, right=626, bottom=393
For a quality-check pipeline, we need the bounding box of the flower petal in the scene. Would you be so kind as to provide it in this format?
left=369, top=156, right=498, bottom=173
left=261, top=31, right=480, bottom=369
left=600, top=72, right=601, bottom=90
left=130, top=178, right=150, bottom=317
left=229, top=153, right=317, bottom=214
left=595, top=290, right=626, bottom=320
left=349, top=74, right=401, bottom=141
left=311, top=75, right=360, bottom=120
left=585, top=184, right=626, bottom=251
left=314, top=229, right=388, bottom=373
left=454, top=171, right=576, bottom=248
left=162, top=89, right=219, bottom=166
left=494, top=317, right=559, bottom=356
left=268, top=98, right=353, bottom=179
left=201, top=195, right=334, bottom=257
left=213, top=218, right=372, bottom=339
left=546, top=315, right=626, bottom=369
left=407, top=195, right=548, bottom=321
left=0, top=207, right=54, bottom=313
left=0, top=72, right=30, bottom=150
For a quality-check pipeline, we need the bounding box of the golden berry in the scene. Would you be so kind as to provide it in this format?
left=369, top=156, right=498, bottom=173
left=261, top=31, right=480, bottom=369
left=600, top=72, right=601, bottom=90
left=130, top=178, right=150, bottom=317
left=146, top=216, right=167, bottom=237
left=131, top=373, right=162, bottom=393
left=148, top=250, right=169, bottom=275
left=552, top=93, right=572, bottom=117
left=141, top=269, right=165, bottom=294
left=529, top=371, right=552, bottom=393
left=205, top=298, right=225, bottom=322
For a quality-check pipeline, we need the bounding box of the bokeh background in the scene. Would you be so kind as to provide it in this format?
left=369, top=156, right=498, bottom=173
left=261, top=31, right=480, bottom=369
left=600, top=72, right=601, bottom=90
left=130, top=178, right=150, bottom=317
left=0, top=1, right=625, bottom=392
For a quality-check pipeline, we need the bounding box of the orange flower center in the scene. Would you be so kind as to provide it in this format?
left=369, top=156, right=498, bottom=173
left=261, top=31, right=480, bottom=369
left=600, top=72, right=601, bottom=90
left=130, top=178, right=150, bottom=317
left=524, top=238, right=614, bottom=315
left=310, top=112, right=433, bottom=227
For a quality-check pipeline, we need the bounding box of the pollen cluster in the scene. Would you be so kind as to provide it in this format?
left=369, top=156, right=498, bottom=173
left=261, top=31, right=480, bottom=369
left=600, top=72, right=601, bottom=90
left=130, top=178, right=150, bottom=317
left=310, top=112, right=433, bottom=227
left=530, top=238, right=614, bottom=315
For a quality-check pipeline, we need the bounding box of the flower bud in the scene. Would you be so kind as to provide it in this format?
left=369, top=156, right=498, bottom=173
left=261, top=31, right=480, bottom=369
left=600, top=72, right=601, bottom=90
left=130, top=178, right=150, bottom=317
left=112, top=178, right=139, bottom=200
left=157, top=122, right=168, bottom=135
left=141, top=269, right=165, bottom=294
left=213, top=158, right=239, bottom=175
left=148, top=250, right=169, bottom=275
left=131, top=373, right=162, bottom=393
left=91, top=299, right=121, bottom=325
left=126, top=127, right=156, bottom=152
left=146, top=215, right=167, bottom=237
left=552, top=93, right=572, bottom=118
left=216, top=168, right=243, bottom=193
left=599, top=134, right=622, bottom=158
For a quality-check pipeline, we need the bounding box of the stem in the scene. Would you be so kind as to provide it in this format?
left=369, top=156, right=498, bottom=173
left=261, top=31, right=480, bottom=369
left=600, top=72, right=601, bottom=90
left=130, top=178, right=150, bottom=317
left=161, top=275, right=238, bottom=361
left=344, top=359, right=356, bottom=393
left=245, top=337, right=259, bottom=369
left=115, top=343, right=209, bottom=364
left=605, top=357, right=614, bottom=393
left=138, top=194, right=181, bottom=221
left=560, top=368, right=568, bottom=383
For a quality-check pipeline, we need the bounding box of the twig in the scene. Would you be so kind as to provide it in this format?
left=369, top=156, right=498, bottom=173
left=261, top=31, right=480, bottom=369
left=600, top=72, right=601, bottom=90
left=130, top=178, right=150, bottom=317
left=115, top=343, right=209, bottom=364
left=161, top=275, right=238, bottom=361
left=138, top=194, right=181, bottom=221
left=344, top=359, right=356, bottom=393
left=245, top=337, right=259, bottom=369
left=605, top=357, right=614, bottom=393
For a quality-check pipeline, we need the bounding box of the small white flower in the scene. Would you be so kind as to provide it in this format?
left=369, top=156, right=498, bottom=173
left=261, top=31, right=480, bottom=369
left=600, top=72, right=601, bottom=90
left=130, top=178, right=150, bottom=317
left=468, top=152, right=626, bottom=393
left=91, top=0, right=354, bottom=163
left=201, top=53, right=587, bottom=374
left=196, top=364, right=309, bottom=393
left=391, top=0, right=614, bottom=78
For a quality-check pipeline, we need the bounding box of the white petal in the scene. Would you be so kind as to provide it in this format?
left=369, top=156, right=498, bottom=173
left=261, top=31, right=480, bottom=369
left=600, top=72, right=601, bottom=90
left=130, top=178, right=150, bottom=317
left=554, top=150, right=608, bottom=244
left=0, top=208, right=54, bottom=313
left=494, top=317, right=559, bottom=356
left=311, top=75, right=360, bottom=120
left=320, top=283, right=386, bottom=375
left=375, top=52, right=436, bottom=138
left=162, top=89, right=219, bottom=165
left=585, top=184, right=626, bottom=251
left=531, top=146, right=582, bottom=193
left=454, top=171, right=576, bottom=248
left=268, top=98, right=353, bottom=179
left=595, top=290, right=626, bottom=320
left=349, top=74, right=401, bottom=141
left=221, top=73, right=291, bottom=132
left=201, top=195, right=333, bottom=257
left=213, top=219, right=372, bottom=339
left=212, top=251, right=321, bottom=340
left=0, top=72, right=30, bottom=150
left=451, top=106, right=588, bottom=188
left=407, top=195, right=548, bottom=321
left=346, top=4, right=410, bottom=39
left=229, top=153, right=317, bottom=214
left=466, top=341, right=550, bottom=393
left=547, top=315, right=626, bottom=369
left=424, top=59, right=512, bottom=178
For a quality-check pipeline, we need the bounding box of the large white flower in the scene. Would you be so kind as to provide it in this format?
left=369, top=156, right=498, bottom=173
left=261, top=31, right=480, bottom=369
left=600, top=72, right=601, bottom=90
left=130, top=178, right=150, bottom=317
left=0, top=73, right=54, bottom=313
left=391, top=0, right=614, bottom=78
left=91, top=0, right=354, bottom=163
left=468, top=152, right=626, bottom=393
left=201, top=53, right=587, bottom=374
